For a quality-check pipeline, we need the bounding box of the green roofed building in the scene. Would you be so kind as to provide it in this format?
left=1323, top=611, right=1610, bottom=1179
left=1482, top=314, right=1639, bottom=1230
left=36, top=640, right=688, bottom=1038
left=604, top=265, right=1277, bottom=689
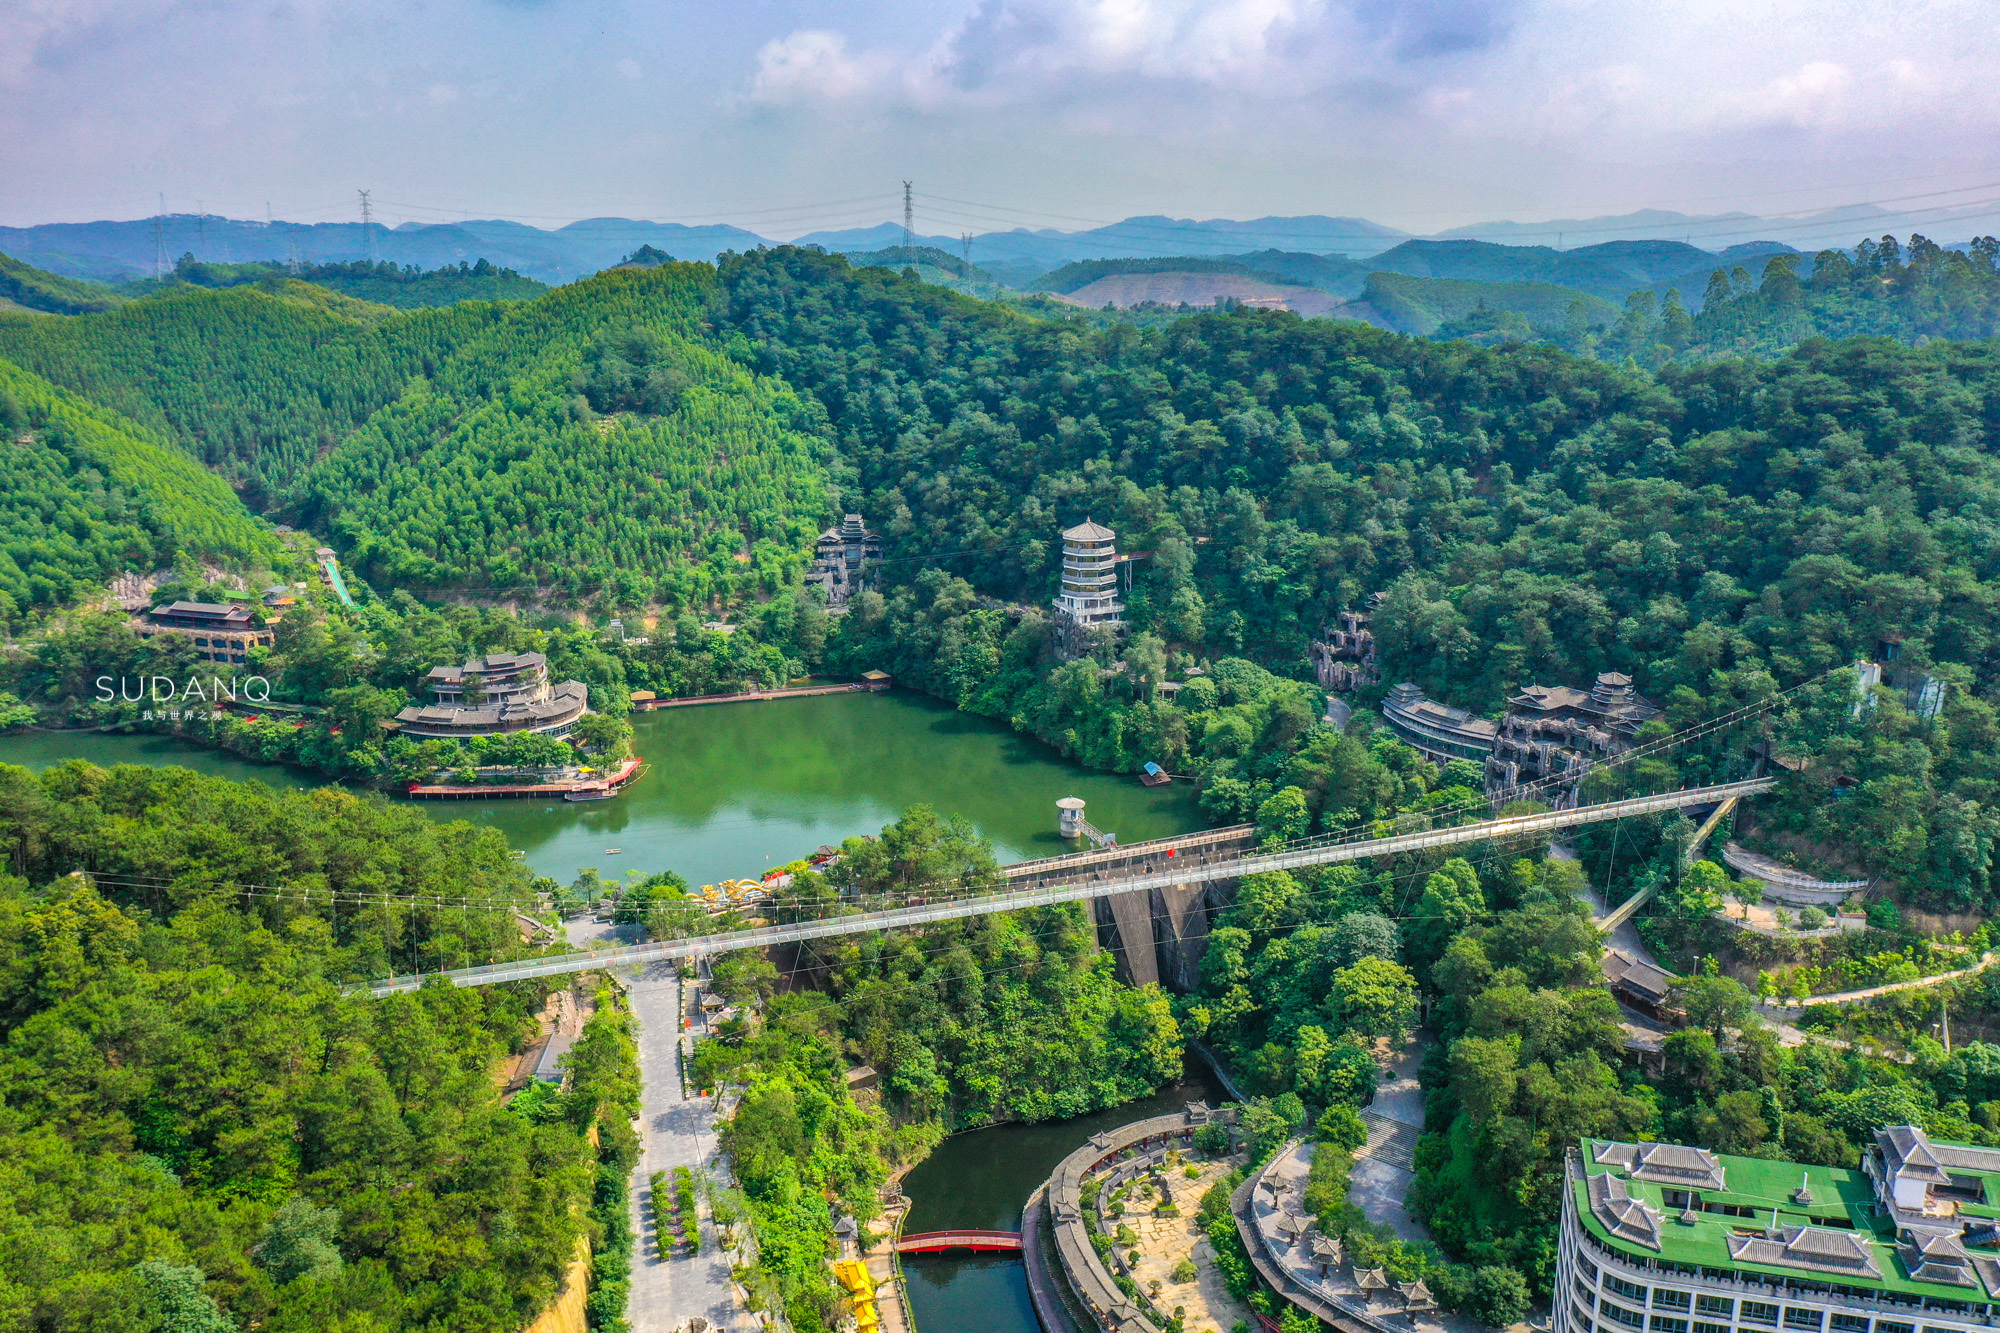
left=1558, top=1129, right=2000, bottom=1333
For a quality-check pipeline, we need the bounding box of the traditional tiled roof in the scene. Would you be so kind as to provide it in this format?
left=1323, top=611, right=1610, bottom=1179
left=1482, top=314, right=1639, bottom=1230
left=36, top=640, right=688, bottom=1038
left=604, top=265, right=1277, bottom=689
left=1588, top=1169, right=1664, bottom=1251
left=1601, top=950, right=1677, bottom=1004
left=1879, top=1125, right=1952, bottom=1183
left=1593, top=1140, right=1725, bottom=1191
left=1900, top=1232, right=1979, bottom=1288
left=1728, top=1225, right=1882, bottom=1278
left=1062, top=518, right=1116, bottom=542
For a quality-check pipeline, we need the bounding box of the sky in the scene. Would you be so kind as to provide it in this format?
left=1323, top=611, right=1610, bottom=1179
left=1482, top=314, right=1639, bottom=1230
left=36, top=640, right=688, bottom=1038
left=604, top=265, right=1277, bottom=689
left=3, top=0, right=1999, bottom=238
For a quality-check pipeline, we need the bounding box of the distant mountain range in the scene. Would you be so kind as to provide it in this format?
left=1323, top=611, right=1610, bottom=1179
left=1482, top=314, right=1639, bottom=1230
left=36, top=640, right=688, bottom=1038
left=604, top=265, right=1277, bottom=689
left=14, top=199, right=1973, bottom=290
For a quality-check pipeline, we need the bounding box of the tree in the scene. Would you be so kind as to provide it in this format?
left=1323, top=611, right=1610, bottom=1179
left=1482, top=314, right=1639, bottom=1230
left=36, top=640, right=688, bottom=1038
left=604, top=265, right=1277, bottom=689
left=1672, top=974, right=1755, bottom=1040
left=1325, top=912, right=1400, bottom=967
left=1315, top=1103, right=1368, bottom=1150
left=256, top=1196, right=344, bottom=1285
left=1447, top=1035, right=1519, bottom=1125
left=1467, top=1266, right=1530, bottom=1327
left=1256, top=786, right=1311, bottom=844
left=1410, top=858, right=1486, bottom=968
left=1328, top=957, right=1418, bottom=1041
left=1440, top=758, right=1486, bottom=791
left=1731, top=877, right=1763, bottom=921
left=1670, top=860, right=1730, bottom=918
left=134, top=1260, right=237, bottom=1333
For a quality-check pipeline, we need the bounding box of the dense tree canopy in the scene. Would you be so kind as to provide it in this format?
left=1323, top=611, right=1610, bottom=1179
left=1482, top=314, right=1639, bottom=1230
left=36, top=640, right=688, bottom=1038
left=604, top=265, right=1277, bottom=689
left=0, top=763, right=628, bottom=1332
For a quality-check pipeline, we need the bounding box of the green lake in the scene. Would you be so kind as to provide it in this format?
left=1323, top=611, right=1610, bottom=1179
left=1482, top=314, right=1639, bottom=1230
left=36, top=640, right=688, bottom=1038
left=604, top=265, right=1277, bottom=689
left=0, top=690, right=1206, bottom=886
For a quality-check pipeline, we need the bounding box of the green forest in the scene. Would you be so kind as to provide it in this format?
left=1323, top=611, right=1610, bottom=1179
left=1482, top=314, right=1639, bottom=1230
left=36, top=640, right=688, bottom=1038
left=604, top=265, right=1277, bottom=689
left=0, top=762, right=638, bottom=1332
left=0, top=357, right=279, bottom=624
left=8, top=229, right=2000, bottom=1330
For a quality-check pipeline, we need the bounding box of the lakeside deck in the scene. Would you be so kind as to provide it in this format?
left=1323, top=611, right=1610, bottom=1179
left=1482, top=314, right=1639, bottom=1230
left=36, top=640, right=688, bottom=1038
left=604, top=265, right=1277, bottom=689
left=406, top=756, right=647, bottom=800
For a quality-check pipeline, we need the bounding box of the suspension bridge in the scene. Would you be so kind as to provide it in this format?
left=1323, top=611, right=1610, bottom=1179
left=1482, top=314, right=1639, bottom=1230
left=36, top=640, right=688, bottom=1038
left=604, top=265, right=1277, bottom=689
left=359, top=776, right=1776, bottom=996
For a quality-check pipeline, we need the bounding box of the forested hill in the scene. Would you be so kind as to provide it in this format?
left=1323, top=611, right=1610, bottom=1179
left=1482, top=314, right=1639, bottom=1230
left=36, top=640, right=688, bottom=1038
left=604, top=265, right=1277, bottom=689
left=0, top=358, right=279, bottom=623
left=128, top=255, right=549, bottom=308
left=0, top=763, right=632, bottom=1330
left=298, top=263, right=828, bottom=603
left=1677, top=233, right=2000, bottom=356
left=0, top=251, right=122, bottom=314
left=0, top=264, right=828, bottom=602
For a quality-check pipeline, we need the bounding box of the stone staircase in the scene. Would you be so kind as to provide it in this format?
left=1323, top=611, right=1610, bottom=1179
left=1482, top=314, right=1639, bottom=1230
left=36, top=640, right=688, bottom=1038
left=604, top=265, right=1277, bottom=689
left=1357, top=1111, right=1420, bottom=1170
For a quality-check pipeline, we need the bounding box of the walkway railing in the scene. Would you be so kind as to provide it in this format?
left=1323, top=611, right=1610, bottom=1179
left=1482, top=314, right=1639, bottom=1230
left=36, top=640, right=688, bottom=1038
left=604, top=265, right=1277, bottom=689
left=359, top=778, right=1776, bottom=995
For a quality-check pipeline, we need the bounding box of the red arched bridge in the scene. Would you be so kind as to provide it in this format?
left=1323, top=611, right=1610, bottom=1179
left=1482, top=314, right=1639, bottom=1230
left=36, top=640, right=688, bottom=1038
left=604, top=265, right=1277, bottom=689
left=895, top=1230, right=1023, bottom=1254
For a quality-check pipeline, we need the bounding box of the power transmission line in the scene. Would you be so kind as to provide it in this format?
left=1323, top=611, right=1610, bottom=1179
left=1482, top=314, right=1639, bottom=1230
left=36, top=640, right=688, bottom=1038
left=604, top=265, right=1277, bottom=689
left=357, top=189, right=374, bottom=263
left=902, top=180, right=914, bottom=256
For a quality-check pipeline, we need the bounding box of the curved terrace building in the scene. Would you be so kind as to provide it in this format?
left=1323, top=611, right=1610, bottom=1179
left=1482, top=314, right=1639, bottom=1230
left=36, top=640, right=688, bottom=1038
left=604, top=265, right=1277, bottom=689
left=1556, top=1128, right=2000, bottom=1333
left=393, top=651, right=588, bottom=739
left=1380, top=682, right=1499, bottom=764
left=1035, top=1102, right=1234, bottom=1333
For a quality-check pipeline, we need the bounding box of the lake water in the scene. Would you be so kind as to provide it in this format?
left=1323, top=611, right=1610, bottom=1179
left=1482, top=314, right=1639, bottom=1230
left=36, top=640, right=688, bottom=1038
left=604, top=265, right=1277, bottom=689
left=1, top=694, right=1221, bottom=1333
left=0, top=690, right=1205, bottom=887
left=899, top=1056, right=1231, bottom=1333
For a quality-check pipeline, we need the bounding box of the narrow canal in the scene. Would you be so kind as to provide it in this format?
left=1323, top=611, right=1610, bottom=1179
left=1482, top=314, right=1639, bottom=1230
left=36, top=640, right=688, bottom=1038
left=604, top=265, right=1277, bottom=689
left=899, top=1055, right=1231, bottom=1333
left=0, top=689, right=1204, bottom=885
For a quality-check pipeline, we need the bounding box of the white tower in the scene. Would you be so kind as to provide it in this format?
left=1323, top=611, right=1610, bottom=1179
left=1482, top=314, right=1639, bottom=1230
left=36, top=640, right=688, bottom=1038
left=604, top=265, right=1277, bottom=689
left=1054, top=518, right=1123, bottom=626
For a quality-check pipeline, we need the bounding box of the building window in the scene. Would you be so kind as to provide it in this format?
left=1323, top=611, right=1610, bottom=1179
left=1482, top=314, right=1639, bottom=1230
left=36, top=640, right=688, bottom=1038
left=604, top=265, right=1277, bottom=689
left=1577, top=1278, right=1597, bottom=1304
left=1606, top=1276, right=1648, bottom=1303
left=1829, top=1318, right=1868, bottom=1333
left=1575, top=1300, right=1597, bottom=1331
left=1600, top=1303, right=1645, bottom=1329
left=1653, top=1291, right=1692, bottom=1312
left=1650, top=1318, right=1688, bottom=1333
left=1579, top=1256, right=1600, bottom=1281
left=1920, top=1326, right=1960, bottom=1333
left=1695, top=1323, right=1730, bottom=1333
left=1742, top=1303, right=1780, bottom=1327
left=1697, top=1297, right=1734, bottom=1318
left=1785, top=1311, right=1825, bottom=1332
left=1875, top=1324, right=1912, bottom=1333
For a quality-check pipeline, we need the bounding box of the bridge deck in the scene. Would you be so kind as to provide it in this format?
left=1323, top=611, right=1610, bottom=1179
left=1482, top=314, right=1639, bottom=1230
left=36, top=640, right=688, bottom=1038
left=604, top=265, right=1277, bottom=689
left=895, top=1230, right=1023, bottom=1253
left=359, top=778, right=1776, bottom=995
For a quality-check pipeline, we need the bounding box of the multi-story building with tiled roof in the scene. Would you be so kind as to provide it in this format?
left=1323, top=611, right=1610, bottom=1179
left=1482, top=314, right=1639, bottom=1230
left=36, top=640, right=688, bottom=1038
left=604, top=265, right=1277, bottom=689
left=1557, top=1128, right=2000, bottom=1333
left=392, top=651, right=588, bottom=739
left=1489, top=672, right=1663, bottom=802
left=135, top=601, right=276, bottom=665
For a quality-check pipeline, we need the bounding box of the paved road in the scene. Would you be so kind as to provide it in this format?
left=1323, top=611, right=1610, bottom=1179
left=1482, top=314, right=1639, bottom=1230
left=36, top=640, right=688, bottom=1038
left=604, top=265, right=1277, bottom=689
left=624, top=963, right=747, bottom=1333
left=561, top=917, right=748, bottom=1332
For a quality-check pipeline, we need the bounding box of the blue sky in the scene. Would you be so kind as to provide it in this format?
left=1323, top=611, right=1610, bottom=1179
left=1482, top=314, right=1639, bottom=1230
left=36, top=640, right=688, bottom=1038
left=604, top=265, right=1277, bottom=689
left=3, top=0, right=1997, bottom=236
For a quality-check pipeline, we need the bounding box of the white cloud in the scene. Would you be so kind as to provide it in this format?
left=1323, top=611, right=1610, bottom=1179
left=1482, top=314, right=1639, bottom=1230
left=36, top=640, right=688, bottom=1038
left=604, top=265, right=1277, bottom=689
left=749, top=29, right=893, bottom=104
left=616, top=57, right=642, bottom=80
left=740, top=0, right=2000, bottom=154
